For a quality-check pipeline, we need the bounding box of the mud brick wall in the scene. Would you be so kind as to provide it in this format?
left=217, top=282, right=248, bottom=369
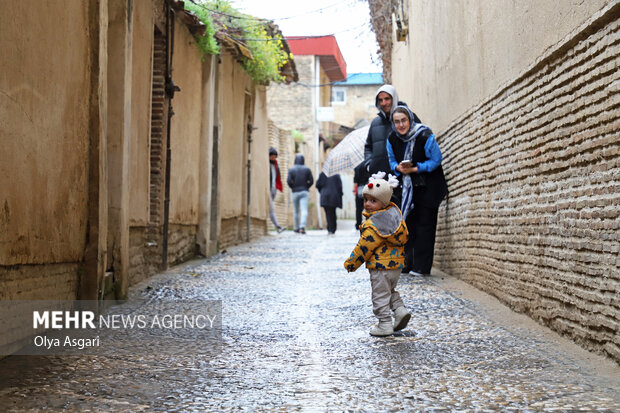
left=0, top=264, right=79, bottom=300
left=266, top=56, right=314, bottom=139
left=129, top=227, right=162, bottom=286
left=268, top=121, right=295, bottom=230
left=434, top=8, right=619, bottom=362
left=0, top=264, right=80, bottom=356
left=166, top=224, right=197, bottom=266
left=220, top=217, right=267, bottom=250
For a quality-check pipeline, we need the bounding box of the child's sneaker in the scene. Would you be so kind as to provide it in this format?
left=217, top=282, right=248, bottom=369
left=393, top=306, right=411, bottom=331
left=369, top=320, right=393, bottom=336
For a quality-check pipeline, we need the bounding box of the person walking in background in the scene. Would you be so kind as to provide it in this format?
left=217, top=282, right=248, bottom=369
left=268, top=147, right=285, bottom=233
left=353, top=160, right=370, bottom=230
left=344, top=172, right=411, bottom=337
left=287, top=154, right=314, bottom=234
left=387, top=105, right=448, bottom=276
left=316, top=172, right=343, bottom=235
left=364, top=85, right=421, bottom=205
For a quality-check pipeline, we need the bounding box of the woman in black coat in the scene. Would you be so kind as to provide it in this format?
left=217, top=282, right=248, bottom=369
left=386, top=105, right=448, bottom=276
left=316, top=172, right=343, bottom=235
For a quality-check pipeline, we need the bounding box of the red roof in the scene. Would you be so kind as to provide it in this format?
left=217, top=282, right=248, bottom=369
left=286, top=35, right=346, bottom=82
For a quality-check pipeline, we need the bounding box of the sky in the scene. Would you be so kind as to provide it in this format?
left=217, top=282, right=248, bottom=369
left=230, top=0, right=382, bottom=75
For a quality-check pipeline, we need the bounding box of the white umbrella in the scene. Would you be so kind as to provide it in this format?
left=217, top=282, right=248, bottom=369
left=321, top=126, right=369, bottom=176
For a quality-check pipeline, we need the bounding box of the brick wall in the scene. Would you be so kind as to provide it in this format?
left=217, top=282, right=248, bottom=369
left=166, top=224, right=197, bottom=266
left=0, top=264, right=79, bottom=300
left=434, top=7, right=619, bottom=362
left=0, top=264, right=80, bottom=355
left=129, top=227, right=162, bottom=286
left=268, top=121, right=295, bottom=230
left=267, top=55, right=314, bottom=140
left=219, top=217, right=267, bottom=250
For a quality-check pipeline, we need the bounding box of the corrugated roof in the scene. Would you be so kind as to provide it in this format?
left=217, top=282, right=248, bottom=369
left=333, top=73, right=382, bottom=85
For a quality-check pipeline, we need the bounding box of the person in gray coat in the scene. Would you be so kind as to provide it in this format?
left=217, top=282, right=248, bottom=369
left=287, top=154, right=314, bottom=234
left=316, top=172, right=343, bottom=235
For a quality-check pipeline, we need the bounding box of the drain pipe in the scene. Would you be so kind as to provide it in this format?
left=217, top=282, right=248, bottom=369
left=314, top=57, right=323, bottom=228
left=162, top=3, right=180, bottom=269
left=246, top=115, right=252, bottom=242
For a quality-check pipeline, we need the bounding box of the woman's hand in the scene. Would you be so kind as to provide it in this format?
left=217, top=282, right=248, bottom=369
left=396, top=163, right=418, bottom=175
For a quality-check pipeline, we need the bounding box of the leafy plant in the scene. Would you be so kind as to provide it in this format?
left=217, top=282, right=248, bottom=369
left=291, top=129, right=304, bottom=142
left=183, top=2, right=220, bottom=56
left=185, top=1, right=290, bottom=85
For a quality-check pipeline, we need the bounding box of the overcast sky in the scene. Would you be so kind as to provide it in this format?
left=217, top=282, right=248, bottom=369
left=230, top=0, right=382, bottom=75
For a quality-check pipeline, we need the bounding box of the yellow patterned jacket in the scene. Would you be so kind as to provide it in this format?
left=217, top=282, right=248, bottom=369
left=344, top=202, right=408, bottom=272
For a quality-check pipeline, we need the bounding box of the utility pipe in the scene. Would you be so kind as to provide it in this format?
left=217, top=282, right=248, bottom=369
left=314, top=57, right=323, bottom=228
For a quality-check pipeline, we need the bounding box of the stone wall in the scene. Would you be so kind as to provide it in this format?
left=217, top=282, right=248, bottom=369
left=129, top=227, right=161, bottom=286
left=268, top=121, right=295, bottom=230
left=0, top=265, right=79, bottom=301
left=434, top=6, right=620, bottom=362
left=166, top=224, right=197, bottom=266
left=267, top=55, right=314, bottom=139
left=219, top=217, right=267, bottom=250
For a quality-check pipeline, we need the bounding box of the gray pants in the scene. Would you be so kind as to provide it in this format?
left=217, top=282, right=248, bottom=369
left=269, top=187, right=280, bottom=229
left=369, top=269, right=404, bottom=321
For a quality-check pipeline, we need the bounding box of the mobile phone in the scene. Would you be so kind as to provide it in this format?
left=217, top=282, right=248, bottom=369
left=399, top=160, right=413, bottom=166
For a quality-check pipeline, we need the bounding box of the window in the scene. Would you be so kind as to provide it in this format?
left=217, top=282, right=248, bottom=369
left=331, top=87, right=346, bottom=105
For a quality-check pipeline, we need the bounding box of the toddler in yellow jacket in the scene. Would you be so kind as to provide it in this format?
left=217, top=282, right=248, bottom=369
left=344, top=172, right=412, bottom=336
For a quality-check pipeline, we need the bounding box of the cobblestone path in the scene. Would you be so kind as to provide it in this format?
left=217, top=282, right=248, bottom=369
left=1, top=221, right=619, bottom=411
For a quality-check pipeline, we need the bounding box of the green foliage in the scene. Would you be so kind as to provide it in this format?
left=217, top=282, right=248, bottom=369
left=187, top=1, right=290, bottom=85
left=291, top=129, right=304, bottom=142
left=184, top=2, right=220, bottom=56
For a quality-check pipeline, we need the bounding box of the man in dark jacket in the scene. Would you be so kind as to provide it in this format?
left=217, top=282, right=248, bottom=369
left=316, top=172, right=343, bottom=235
left=364, top=85, right=421, bottom=203
left=287, top=154, right=314, bottom=234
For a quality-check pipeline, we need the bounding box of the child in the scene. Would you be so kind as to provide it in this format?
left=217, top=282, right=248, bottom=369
left=344, top=172, right=412, bottom=336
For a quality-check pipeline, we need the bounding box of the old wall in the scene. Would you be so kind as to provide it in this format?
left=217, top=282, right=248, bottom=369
left=251, top=87, right=270, bottom=221
left=218, top=54, right=253, bottom=219
left=267, top=55, right=314, bottom=138
left=393, top=0, right=611, bottom=132
left=268, top=121, right=295, bottom=230
left=165, top=19, right=204, bottom=264
left=432, top=4, right=620, bottom=361
left=217, top=53, right=272, bottom=247
left=0, top=1, right=94, bottom=300
left=332, top=84, right=378, bottom=128
left=169, top=22, right=202, bottom=226
left=1, top=1, right=91, bottom=266
left=127, top=1, right=158, bottom=286
left=129, top=0, right=153, bottom=226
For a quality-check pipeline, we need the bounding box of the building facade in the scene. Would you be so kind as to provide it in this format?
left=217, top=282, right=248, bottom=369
left=376, top=0, right=620, bottom=361
left=0, top=0, right=295, bottom=354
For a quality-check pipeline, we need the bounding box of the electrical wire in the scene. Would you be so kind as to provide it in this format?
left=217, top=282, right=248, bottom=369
left=255, top=0, right=359, bottom=21
left=191, top=0, right=360, bottom=23
left=231, top=22, right=371, bottom=42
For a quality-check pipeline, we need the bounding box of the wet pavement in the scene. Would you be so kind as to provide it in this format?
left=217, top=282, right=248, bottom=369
left=1, top=220, right=619, bottom=411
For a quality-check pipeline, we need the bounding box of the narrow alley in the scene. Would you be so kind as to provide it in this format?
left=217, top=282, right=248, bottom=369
left=1, top=222, right=618, bottom=411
